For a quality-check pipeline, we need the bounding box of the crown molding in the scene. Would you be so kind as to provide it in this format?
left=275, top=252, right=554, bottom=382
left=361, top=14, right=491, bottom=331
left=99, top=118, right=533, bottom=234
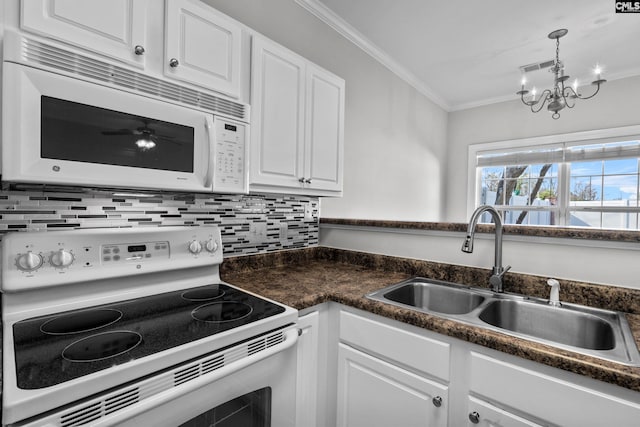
left=296, top=0, right=640, bottom=114
left=295, top=0, right=450, bottom=111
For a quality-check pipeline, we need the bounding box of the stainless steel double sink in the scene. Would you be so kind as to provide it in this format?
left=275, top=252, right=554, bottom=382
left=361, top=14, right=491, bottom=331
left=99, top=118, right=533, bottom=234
left=366, top=277, right=640, bottom=366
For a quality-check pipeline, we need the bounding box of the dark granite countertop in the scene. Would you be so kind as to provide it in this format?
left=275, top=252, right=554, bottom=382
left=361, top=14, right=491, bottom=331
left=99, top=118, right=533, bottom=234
left=320, top=218, right=640, bottom=243
left=221, top=247, right=640, bottom=393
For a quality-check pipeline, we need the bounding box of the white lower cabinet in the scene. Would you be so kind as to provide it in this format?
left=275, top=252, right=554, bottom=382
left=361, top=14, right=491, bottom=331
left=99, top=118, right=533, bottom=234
left=336, top=309, right=450, bottom=427
left=469, top=351, right=640, bottom=427
left=337, top=344, right=448, bottom=427
left=296, top=311, right=320, bottom=427
left=298, top=304, right=640, bottom=427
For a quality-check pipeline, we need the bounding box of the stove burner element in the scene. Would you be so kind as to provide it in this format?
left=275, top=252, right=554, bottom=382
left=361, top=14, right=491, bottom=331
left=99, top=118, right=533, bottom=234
left=62, top=331, right=142, bottom=362
left=192, top=302, right=253, bottom=323
left=40, top=309, right=123, bottom=335
left=181, top=286, right=225, bottom=301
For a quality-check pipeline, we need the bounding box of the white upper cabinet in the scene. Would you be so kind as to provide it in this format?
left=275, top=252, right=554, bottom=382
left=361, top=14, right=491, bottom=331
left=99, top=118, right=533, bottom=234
left=305, top=64, right=345, bottom=192
left=20, top=0, right=148, bottom=68
left=250, top=36, right=306, bottom=189
left=250, top=35, right=344, bottom=196
left=164, top=0, right=242, bottom=98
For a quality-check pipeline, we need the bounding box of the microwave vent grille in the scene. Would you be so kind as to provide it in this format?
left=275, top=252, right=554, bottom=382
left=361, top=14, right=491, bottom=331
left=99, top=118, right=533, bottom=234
left=20, top=37, right=248, bottom=121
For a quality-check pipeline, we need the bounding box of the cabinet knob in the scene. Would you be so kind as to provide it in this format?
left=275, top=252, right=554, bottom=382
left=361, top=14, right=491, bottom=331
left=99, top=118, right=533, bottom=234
left=169, top=58, right=180, bottom=68
left=432, top=396, right=442, bottom=407
left=134, top=45, right=145, bottom=55
left=468, top=411, right=480, bottom=424
left=298, top=177, right=306, bottom=183
left=305, top=178, right=312, bottom=184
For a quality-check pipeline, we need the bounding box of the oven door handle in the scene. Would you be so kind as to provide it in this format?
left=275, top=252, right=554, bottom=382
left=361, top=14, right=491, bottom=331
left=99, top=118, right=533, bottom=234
left=91, top=327, right=299, bottom=426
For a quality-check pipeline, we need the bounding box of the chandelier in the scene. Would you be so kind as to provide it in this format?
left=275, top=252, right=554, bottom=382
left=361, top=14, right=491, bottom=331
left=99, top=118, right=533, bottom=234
left=516, top=29, right=606, bottom=119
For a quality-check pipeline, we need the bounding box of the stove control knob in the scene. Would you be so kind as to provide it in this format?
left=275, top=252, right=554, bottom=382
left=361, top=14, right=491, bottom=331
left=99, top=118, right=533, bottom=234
left=188, top=240, right=202, bottom=254
left=16, top=252, right=44, bottom=272
left=205, top=239, right=219, bottom=253
left=50, top=249, right=75, bottom=268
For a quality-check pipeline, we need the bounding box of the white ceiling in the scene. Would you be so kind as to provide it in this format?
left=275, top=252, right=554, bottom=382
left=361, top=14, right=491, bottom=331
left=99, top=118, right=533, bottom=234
left=304, top=0, right=640, bottom=111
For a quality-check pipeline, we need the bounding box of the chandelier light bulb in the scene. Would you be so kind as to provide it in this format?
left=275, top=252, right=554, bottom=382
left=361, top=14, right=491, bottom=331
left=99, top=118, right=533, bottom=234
left=572, top=78, right=579, bottom=91
left=594, top=64, right=602, bottom=79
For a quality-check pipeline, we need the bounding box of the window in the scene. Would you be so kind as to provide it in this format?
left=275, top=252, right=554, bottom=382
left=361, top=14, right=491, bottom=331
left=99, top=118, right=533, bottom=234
left=473, top=130, right=640, bottom=230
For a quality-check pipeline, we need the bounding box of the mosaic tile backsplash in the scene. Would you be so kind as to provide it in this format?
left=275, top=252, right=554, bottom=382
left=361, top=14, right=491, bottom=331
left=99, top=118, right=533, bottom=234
left=0, top=190, right=319, bottom=256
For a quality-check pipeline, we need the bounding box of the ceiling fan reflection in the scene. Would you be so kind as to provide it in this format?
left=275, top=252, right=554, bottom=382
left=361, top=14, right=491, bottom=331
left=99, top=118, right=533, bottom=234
left=101, top=120, right=178, bottom=151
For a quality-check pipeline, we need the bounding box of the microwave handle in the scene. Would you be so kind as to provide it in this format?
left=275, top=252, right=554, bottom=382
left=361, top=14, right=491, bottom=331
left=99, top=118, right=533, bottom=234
left=204, top=115, right=215, bottom=189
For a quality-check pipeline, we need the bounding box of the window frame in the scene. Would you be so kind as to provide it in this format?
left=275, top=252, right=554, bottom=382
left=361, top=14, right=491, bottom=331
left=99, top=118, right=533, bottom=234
left=466, top=124, right=640, bottom=228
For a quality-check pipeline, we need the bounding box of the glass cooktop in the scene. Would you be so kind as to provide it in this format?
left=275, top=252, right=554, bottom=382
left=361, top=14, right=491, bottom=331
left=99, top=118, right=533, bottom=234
left=13, top=284, right=286, bottom=389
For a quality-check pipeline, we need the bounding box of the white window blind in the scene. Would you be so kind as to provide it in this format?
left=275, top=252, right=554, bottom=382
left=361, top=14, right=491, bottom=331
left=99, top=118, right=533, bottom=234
left=565, top=136, right=640, bottom=162
left=476, top=136, right=640, bottom=167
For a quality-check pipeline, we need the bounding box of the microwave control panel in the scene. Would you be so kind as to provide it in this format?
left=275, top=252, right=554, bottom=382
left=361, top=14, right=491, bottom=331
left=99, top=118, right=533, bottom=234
left=212, top=118, right=248, bottom=194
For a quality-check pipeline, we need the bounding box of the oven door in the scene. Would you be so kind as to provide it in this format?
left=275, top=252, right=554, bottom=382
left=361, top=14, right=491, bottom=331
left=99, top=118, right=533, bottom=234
left=19, top=327, right=299, bottom=427
left=1, top=62, right=214, bottom=192
left=120, top=348, right=297, bottom=427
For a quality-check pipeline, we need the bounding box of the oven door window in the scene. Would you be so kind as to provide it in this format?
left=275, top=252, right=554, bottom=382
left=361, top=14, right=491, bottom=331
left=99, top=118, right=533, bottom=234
left=40, top=96, right=195, bottom=172
left=179, top=388, right=272, bottom=427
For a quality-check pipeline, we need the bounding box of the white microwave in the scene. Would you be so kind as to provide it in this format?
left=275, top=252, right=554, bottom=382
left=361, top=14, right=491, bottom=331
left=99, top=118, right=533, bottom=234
left=1, top=47, right=249, bottom=194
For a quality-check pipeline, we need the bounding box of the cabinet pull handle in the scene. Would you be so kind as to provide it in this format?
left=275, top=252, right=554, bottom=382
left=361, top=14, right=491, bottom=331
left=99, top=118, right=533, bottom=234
left=134, top=45, right=145, bottom=55
left=298, top=178, right=306, bottom=183
left=468, top=411, right=480, bottom=424
left=169, top=58, right=180, bottom=68
left=305, top=178, right=312, bottom=184
left=432, top=396, right=442, bottom=407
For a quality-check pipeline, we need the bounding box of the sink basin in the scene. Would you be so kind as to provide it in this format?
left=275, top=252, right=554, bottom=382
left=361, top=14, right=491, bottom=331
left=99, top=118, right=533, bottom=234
left=367, top=278, right=487, bottom=315
left=366, top=276, right=640, bottom=366
left=478, top=299, right=615, bottom=350
left=383, top=281, right=486, bottom=315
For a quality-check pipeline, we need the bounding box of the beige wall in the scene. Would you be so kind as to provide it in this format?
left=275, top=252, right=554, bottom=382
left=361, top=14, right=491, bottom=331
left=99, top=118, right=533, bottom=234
left=205, top=0, right=449, bottom=221
left=446, top=74, right=640, bottom=222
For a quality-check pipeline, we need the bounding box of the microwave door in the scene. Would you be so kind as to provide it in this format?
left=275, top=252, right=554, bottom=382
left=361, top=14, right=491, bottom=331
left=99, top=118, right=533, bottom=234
left=2, top=63, right=213, bottom=193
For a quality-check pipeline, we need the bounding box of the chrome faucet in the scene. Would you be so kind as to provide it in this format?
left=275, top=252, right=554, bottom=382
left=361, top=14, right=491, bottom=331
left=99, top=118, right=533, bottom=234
left=461, top=205, right=511, bottom=292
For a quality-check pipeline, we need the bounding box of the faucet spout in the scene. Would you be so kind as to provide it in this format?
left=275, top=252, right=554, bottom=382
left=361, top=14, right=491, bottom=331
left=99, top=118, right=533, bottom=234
left=461, top=205, right=511, bottom=292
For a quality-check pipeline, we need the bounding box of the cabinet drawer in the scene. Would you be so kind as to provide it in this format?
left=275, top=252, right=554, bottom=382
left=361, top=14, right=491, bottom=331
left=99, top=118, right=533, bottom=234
left=470, top=352, right=640, bottom=426
left=339, top=310, right=450, bottom=381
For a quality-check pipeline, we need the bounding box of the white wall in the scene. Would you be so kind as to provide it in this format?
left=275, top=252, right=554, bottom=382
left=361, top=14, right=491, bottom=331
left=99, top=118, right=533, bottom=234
left=446, top=75, right=640, bottom=222
left=205, top=0, right=449, bottom=221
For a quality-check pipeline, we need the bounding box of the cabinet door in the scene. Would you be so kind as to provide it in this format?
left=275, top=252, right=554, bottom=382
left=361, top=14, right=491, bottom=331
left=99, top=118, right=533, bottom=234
left=296, top=312, right=320, bottom=427
left=305, top=64, right=345, bottom=192
left=21, top=0, right=147, bottom=68
left=250, top=36, right=306, bottom=188
left=337, top=344, right=448, bottom=427
left=470, top=351, right=640, bottom=426
left=165, top=0, right=242, bottom=97
left=467, top=397, right=544, bottom=427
